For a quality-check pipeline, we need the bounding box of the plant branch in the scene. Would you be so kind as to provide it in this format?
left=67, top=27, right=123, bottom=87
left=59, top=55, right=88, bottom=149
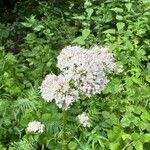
left=63, top=109, right=68, bottom=150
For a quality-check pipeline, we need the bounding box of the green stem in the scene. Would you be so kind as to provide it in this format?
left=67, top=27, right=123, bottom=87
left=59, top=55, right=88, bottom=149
left=41, top=144, right=44, bottom=150
left=63, top=109, right=68, bottom=150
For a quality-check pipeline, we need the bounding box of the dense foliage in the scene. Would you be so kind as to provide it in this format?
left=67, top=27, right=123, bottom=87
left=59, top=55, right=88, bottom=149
left=0, top=0, right=150, bottom=149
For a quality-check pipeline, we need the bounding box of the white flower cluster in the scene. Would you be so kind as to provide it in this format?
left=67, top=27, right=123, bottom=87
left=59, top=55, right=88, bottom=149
left=40, top=74, right=79, bottom=109
left=40, top=45, right=115, bottom=109
left=57, top=45, right=115, bottom=96
left=27, top=121, right=44, bottom=133
left=90, top=46, right=116, bottom=72
left=78, top=112, right=91, bottom=127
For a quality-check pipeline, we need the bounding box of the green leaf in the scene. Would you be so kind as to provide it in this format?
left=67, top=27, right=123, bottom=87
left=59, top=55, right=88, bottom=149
left=121, top=116, right=131, bottom=127
left=72, top=36, right=85, bottom=45
left=72, top=28, right=90, bottom=45
left=103, top=78, right=121, bottom=94
left=86, top=8, right=94, bottom=18
left=131, top=77, right=142, bottom=85
left=25, top=33, right=37, bottom=41
left=34, top=25, right=44, bottom=31
left=131, top=133, right=140, bottom=141
left=141, top=110, right=150, bottom=121
left=141, top=134, right=150, bottom=143
left=103, top=29, right=116, bottom=34
left=102, top=111, right=110, bottom=119
left=116, top=15, right=123, bottom=20
left=137, top=29, right=146, bottom=35
left=84, top=1, right=92, bottom=7
left=82, top=28, right=90, bottom=39
left=122, top=133, right=131, bottom=140
left=42, top=113, right=51, bottom=121
left=21, top=22, right=32, bottom=27
left=125, top=3, right=132, bottom=11
left=72, top=15, right=85, bottom=20
left=110, top=114, right=119, bottom=125
left=68, top=141, right=78, bottom=150
left=109, top=142, right=120, bottom=150
left=108, top=126, right=122, bottom=141
left=110, top=8, right=124, bottom=13
left=117, top=22, right=125, bottom=30
left=146, top=75, right=150, bottom=83
left=5, top=54, right=17, bottom=64
left=133, top=141, right=143, bottom=150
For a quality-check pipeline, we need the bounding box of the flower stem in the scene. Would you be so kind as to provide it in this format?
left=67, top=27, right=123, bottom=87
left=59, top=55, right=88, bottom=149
left=63, top=109, right=68, bottom=150
left=41, top=144, right=44, bottom=150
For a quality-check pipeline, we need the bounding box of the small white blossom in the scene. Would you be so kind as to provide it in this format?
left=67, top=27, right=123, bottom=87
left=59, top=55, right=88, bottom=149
left=116, top=64, right=124, bottom=73
left=78, top=112, right=91, bottom=127
left=27, top=121, right=44, bottom=133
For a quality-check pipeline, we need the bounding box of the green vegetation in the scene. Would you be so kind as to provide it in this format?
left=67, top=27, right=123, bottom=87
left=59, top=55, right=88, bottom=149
left=0, top=0, right=150, bottom=149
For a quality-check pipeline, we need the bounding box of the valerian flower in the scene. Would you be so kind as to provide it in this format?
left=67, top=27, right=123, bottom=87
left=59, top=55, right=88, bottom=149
left=57, top=45, right=115, bottom=97
left=40, top=45, right=116, bottom=109
left=90, top=46, right=116, bottom=72
left=40, top=74, right=79, bottom=110
left=40, top=73, right=58, bottom=102
left=27, top=121, right=44, bottom=133
left=78, top=112, right=91, bottom=127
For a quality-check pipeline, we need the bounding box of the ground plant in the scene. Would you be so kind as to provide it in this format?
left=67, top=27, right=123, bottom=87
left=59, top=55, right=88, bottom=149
left=0, top=0, right=150, bottom=150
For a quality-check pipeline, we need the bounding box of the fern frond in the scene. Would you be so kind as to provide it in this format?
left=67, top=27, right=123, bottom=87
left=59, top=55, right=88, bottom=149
left=13, top=98, right=38, bottom=115
left=13, top=88, right=40, bottom=116
left=9, top=139, right=37, bottom=150
left=46, top=118, right=63, bottom=134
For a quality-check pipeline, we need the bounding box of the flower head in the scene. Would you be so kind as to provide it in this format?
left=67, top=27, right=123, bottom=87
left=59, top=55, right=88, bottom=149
left=90, top=46, right=116, bottom=72
left=40, top=45, right=116, bottom=109
left=40, top=73, right=58, bottom=102
left=57, top=45, right=115, bottom=97
left=40, top=74, right=79, bottom=110
left=78, top=112, right=91, bottom=127
left=57, top=45, right=86, bottom=72
left=27, top=121, right=44, bottom=133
